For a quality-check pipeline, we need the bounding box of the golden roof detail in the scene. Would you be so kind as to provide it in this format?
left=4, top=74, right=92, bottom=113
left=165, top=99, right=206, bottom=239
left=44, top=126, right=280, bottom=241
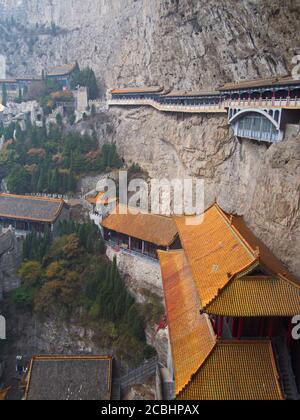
left=178, top=341, right=284, bottom=401
left=158, top=250, right=216, bottom=395
left=101, top=205, right=179, bottom=247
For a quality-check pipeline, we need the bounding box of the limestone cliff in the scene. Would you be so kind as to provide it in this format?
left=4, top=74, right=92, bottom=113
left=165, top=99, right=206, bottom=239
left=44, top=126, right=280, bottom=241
left=1, top=0, right=300, bottom=89
left=0, top=0, right=300, bottom=278
left=104, top=107, right=300, bottom=277
left=0, top=229, right=22, bottom=299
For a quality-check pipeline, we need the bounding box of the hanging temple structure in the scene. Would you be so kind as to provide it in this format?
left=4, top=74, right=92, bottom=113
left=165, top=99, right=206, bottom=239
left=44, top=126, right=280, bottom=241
left=109, top=75, right=300, bottom=144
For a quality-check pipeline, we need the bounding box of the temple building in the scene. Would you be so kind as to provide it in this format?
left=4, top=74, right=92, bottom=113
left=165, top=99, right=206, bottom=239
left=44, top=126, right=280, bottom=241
left=0, top=194, right=69, bottom=236
left=101, top=205, right=181, bottom=260
left=0, top=77, right=41, bottom=102
left=46, top=63, right=77, bottom=89
left=109, top=74, right=300, bottom=143
left=158, top=204, right=300, bottom=400
left=111, top=87, right=164, bottom=101
left=24, top=356, right=113, bottom=400
left=86, top=191, right=117, bottom=218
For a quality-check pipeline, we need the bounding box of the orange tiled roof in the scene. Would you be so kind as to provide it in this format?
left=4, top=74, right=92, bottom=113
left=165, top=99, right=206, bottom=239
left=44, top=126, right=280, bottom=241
left=101, top=205, right=179, bottom=247
left=175, top=204, right=258, bottom=308
left=86, top=192, right=105, bottom=206
left=158, top=250, right=216, bottom=395
left=178, top=341, right=284, bottom=400
left=111, top=87, right=163, bottom=94
left=87, top=192, right=117, bottom=206
left=219, top=74, right=300, bottom=91
left=228, top=212, right=299, bottom=284
left=175, top=204, right=299, bottom=309
left=205, top=275, right=300, bottom=317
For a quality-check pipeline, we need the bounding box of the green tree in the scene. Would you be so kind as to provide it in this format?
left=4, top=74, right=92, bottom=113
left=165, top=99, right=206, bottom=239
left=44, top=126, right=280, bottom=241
left=6, top=165, right=30, bottom=194
left=1, top=83, right=7, bottom=106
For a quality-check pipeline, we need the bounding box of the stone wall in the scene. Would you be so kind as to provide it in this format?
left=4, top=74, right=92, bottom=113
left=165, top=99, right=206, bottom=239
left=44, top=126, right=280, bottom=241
left=106, top=244, right=163, bottom=302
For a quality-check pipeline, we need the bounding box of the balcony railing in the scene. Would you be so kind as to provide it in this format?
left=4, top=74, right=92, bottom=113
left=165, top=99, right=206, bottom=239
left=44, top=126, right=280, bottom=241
left=108, top=97, right=300, bottom=114
left=105, top=240, right=159, bottom=263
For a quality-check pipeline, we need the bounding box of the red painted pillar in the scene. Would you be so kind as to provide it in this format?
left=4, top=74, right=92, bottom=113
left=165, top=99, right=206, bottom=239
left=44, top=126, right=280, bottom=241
left=268, top=318, right=274, bottom=338
left=232, top=318, right=237, bottom=338
left=218, top=317, right=224, bottom=338
left=237, top=318, right=244, bottom=341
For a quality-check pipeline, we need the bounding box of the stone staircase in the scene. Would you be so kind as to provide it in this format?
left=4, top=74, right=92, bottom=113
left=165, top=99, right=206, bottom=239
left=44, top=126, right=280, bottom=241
left=120, top=357, right=158, bottom=390
left=273, top=337, right=300, bottom=401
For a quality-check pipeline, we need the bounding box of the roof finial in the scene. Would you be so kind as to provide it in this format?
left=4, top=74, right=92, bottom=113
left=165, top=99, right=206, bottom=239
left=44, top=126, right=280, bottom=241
left=254, top=246, right=260, bottom=258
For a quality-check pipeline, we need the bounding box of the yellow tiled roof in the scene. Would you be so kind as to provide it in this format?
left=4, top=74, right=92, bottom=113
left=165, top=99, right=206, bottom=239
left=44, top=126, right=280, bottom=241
left=205, top=275, right=300, bottom=317
left=158, top=250, right=216, bottom=395
left=101, top=205, right=179, bottom=247
left=175, top=204, right=299, bottom=310
left=175, top=204, right=258, bottom=308
left=178, top=341, right=284, bottom=401
left=111, top=87, right=163, bottom=94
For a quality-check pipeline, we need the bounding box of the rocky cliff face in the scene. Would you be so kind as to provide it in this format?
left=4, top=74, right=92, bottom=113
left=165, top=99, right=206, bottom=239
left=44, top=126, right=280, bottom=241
left=1, top=0, right=300, bottom=89
left=105, top=107, right=300, bottom=277
left=0, top=229, right=22, bottom=299
left=0, top=0, right=300, bottom=277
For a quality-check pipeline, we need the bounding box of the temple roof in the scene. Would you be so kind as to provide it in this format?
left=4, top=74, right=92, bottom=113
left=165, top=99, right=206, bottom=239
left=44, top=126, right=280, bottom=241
left=165, top=90, right=220, bottom=97
left=47, top=63, right=77, bottom=77
left=177, top=341, right=284, bottom=401
left=86, top=192, right=116, bottom=206
left=205, top=275, right=300, bottom=317
left=158, top=250, right=216, bottom=395
left=219, top=75, right=300, bottom=91
left=159, top=249, right=285, bottom=400
left=175, top=204, right=298, bottom=309
left=0, top=194, right=65, bottom=223
left=111, top=87, right=163, bottom=94
left=101, top=205, right=179, bottom=247
left=25, top=356, right=112, bottom=401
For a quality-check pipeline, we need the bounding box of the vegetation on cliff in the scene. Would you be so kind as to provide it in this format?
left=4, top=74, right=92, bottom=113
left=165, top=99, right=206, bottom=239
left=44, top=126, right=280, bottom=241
left=12, top=221, right=156, bottom=363
left=0, top=121, right=123, bottom=195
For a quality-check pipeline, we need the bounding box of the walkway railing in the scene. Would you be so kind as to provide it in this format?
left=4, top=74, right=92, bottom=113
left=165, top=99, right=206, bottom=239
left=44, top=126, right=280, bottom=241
left=105, top=240, right=160, bottom=264
left=120, top=357, right=158, bottom=390
left=108, top=97, right=300, bottom=114
left=108, top=98, right=227, bottom=114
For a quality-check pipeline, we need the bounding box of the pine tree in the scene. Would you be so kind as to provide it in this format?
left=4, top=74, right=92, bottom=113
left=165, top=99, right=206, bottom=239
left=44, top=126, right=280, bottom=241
left=2, top=83, right=7, bottom=107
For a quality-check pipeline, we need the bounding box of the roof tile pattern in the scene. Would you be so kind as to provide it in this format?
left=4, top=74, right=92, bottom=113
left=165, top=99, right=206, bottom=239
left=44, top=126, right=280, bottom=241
left=101, top=205, right=178, bottom=247
left=206, top=275, right=300, bottom=317
left=0, top=194, right=65, bottom=223
left=26, top=356, right=112, bottom=401
left=158, top=250, right=216, bottom=395
left=175, top=205, right=256, bottom=307
left=47, top=63, right=77, bottom=77
left=178, top=341, right=284, bottom=401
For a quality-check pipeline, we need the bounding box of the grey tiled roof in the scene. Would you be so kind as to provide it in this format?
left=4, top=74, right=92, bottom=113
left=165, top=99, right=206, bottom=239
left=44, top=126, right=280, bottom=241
left=47, top=64, right=77, bottom=77
left=26, top=357, right=112, bottom=401
left=0, top=194, right=64, bottom=222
